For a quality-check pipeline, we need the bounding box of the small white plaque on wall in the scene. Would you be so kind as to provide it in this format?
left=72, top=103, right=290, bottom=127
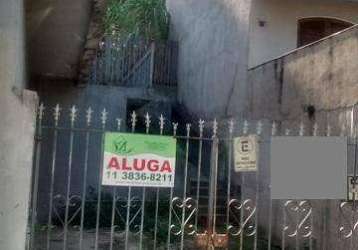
left=234, top=135, right=259, bottom=172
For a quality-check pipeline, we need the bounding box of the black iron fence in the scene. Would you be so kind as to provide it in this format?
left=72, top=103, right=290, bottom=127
left=28, top=103, right=358, bottom=250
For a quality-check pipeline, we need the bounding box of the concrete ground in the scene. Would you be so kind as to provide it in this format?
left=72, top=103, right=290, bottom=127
left=33, top=227, right=196, bottom=250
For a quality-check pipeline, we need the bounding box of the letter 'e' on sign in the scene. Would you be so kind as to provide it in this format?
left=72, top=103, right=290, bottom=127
left=348, top=176, right=358, bottom=201
left=234, top=135, right=259, bottom=172
left=102, top=133, right=176, bottom=188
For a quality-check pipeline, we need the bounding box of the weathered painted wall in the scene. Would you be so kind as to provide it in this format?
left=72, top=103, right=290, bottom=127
left=249, top=0, right=358, bottom=67
left=248, top=27, right=358, bottom=248
left=167, top=0, right=358, bottom=119
left=0, top=0, right=38, bottom=249
left=249, top=24, right=358, bottom=132
left=166, top=0, right=252, bottom=119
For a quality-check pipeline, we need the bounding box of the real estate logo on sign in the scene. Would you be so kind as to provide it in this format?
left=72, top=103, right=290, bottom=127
left=234, top=135, right=259, bottom=172
left=102, top=133, right=177, bottom=187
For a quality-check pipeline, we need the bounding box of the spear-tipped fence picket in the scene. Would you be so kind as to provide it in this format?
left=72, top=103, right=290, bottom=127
left=29, top=103, right=358, bottom=250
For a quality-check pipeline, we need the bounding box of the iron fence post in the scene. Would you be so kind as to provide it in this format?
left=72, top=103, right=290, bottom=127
left=29, top=104, right=44, bottom=250
left=149, top=42, right=156, bottom=87
left=207, top=136, right=219, bottom=249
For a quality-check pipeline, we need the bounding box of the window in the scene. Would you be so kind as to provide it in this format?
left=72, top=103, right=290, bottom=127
left=297, top=17, right=353, bottom=47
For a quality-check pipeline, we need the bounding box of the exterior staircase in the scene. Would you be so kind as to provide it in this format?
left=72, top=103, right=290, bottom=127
left=188, top=177, right=241, bottom=228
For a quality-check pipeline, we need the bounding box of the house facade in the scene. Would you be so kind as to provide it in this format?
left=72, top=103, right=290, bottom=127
left=18, top=0, right=358, bottom=249
left=164, top=2, right=358, bottom=247
left=167, top=0, right=358, bottom=122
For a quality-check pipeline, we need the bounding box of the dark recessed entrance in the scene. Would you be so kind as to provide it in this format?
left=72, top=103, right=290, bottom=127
left=297, top=17, right=354, bottom=47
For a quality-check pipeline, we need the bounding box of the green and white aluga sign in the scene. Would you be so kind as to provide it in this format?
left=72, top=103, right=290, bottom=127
left=102, top=133, right=177, bottom=187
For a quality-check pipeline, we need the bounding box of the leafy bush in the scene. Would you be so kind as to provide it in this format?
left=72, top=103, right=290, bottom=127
left=104, top=0, right=170, bottom=40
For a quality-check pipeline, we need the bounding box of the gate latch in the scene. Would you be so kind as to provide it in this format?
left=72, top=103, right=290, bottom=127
left=195, top=232, right=228, bottom=249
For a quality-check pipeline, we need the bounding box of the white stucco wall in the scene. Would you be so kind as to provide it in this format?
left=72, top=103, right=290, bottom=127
left=249, top=0, right=358, bottom=67
left=0, top=0, right=38, bottom=249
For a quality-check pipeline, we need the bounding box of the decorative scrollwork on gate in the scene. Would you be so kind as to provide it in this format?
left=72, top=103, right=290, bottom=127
left=170, top=197, right=198, bottom=236
left=227, top=199, right=256, bottom=236
left=115, top=196, right=142, bottom=234
left=339, top=201, right=358, bottom=239
left=52, top=194, right=82, bottom=228
left=283, top=200, right=312, bottom=238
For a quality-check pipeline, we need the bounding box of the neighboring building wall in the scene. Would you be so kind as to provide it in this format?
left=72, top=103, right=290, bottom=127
left=248, top=25, right=358, bottom=249
left=249, top=24, right=358, bottom=132
left=167, top=0, right=358, bottom=119
left=0, top=0, right=38, bottom=249
left=249, top=0, right=358, bottom=67
left=166, top=0, right=252, bottom=119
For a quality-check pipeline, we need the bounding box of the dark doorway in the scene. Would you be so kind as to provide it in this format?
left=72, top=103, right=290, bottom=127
left=297, top=17, right=354, bottom=47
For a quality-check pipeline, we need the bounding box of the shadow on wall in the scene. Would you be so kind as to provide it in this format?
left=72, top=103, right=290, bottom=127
left=167, top=0, right=252, bottom=119
left=25, top=0, right=91, bottom=82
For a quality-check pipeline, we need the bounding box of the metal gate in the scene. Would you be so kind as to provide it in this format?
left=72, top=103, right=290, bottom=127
left=29, top=104, right=358, bottom=250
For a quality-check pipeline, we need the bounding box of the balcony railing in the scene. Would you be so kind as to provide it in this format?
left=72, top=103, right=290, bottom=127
left=89, top=36, right=178, bottom=88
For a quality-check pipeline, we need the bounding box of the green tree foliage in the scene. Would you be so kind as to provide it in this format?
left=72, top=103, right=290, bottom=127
left=104, top=0, right=170, bottom=40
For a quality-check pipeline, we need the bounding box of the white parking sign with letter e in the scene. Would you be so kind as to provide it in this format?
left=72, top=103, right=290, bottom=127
left=234, top=135, right=259, bottom=172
